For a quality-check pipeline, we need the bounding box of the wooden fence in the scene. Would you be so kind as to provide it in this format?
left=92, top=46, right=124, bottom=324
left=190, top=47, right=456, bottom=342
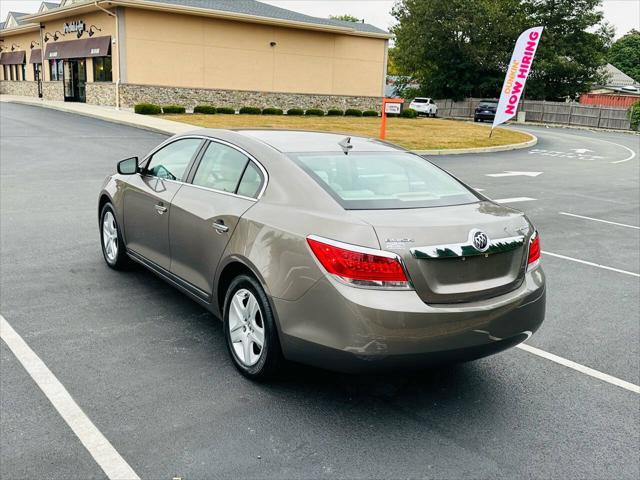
left=431, top=98, right=634, bottom=130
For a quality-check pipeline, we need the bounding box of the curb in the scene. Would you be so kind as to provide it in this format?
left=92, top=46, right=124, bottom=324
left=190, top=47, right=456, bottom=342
left=1, top=95, right=539, bottom=153
left=0, top=96, right=190, bottom=136
left=412, top=133, right=537, bottom=155
left=512, top=120, right=639, bottom=135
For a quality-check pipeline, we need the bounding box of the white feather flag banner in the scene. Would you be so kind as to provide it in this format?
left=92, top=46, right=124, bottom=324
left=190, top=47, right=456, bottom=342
left=492, top=26, right=544, bottom=130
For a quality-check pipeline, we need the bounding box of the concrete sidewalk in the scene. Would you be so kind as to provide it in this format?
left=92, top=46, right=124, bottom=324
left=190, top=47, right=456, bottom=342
left=0, top=95, right=192, bottom=135
left=0, top=94, right=537, bottom=154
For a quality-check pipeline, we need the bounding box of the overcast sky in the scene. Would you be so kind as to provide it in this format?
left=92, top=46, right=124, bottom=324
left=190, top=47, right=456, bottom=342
left=1, top=0, right=638, bottom=37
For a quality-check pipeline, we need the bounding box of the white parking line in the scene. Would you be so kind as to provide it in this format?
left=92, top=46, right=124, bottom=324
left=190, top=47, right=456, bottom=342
left=494, top=197, right=537, bottom=204
left=0, top=314, right=140, bottom=480
left=559, top=212, right=640, bottom=230
left=606, top=141, right=637, bottom=164
left=516, top=343, right=640, bottom=394
left=542, top=251, right=640, bottom=277
left=518, top=127, right=637, bottom=164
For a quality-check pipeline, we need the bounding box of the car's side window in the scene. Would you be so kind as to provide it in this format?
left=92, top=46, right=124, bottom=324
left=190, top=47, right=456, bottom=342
left=237, top=162, right=264, bottom=198
left=192, top=142, right=249, bottom=193
left=145, top=138, right=202, bottom=181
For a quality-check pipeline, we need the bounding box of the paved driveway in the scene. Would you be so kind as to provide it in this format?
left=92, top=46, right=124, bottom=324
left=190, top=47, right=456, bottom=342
left=1, top=103, right=638, bottom=479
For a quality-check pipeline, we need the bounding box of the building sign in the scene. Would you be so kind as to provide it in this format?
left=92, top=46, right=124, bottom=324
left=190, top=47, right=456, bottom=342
left=384, top=103, right=402, bottom=114
left=64, top=20, right=85, bottom=36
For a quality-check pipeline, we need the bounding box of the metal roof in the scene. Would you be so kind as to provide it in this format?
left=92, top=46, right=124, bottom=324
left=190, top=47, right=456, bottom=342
left=5, top=12, right=30, bottom=26
left=142, top=0, right=388, bottom=35
left=603, top=63, right=639, bottom=87
left=2, top=0, right=389, bottom=36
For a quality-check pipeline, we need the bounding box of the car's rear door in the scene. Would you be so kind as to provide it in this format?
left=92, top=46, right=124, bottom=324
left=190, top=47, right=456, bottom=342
left=123, top=137, right=204, bottom=269
left=169, top=139, right=266, bottom=295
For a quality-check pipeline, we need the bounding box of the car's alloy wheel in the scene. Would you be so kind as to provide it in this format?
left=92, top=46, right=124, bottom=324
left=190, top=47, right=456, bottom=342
left=100, top=203, right=129, bottom=270
left=102, top=211, right=119, bottom=262
left=228, top=289, right=265, bottom=366
left=224, top=274, right=282, bottom=379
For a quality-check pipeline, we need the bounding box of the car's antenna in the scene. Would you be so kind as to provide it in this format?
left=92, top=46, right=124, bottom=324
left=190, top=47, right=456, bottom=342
left=339, top=137, right=353, bottom=155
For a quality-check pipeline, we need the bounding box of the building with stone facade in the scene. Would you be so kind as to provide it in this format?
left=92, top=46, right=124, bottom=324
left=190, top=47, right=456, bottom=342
left=0, top=0, right=390, bottom=111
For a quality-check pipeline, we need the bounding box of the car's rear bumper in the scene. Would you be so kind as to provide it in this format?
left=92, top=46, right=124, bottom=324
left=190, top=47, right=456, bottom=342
left=475, top=112, right=496, bottom=120
left=274, top=268, right=545, bottom=373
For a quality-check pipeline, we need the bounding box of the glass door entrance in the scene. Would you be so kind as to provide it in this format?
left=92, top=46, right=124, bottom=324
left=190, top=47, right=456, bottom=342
left=63, top=59, right=86, bottom=102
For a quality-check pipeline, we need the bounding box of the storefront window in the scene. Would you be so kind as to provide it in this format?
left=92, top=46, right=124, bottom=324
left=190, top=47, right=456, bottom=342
left=49, top=59, right=64, bottom=81
left=33, top=63, right=42, bottom=81
left=10, top=65, right=15, bottom=81
left=93, top=57, right=112, bottom=82
left=2, top=65, right=9, bottom=81
left=21, top=63, right=27, bottom=81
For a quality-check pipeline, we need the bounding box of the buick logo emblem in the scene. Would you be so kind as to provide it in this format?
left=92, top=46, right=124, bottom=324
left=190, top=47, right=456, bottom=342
left=470, top=229, right=489, bottom=252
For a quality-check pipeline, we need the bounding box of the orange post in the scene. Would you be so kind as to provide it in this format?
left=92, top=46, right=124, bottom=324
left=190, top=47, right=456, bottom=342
left=379, top=97, right=404, bottom=140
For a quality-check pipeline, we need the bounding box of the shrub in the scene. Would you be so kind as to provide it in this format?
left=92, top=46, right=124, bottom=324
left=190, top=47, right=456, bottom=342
left=400, top=108, right=418, bottom=118
left=628, top=101, right=640, bottom=130
left=162, top=105, right=186, bottom=114
left=363, top=110, right=379, bottom=117
left=327, top=109, right=344, bottom=116
left=262, top=107, right=284, bottom=115
left=134, top=103, right=161, bottom=115
left=345, top=108, right=363, bottom=117
left=193, top=105, right=216, bottom=114
left=216, top=107, right=236, bottom=114
left=305, top=108, right=325, bottom=116
left=287, top=108, right=304, bottom=116
left=239, top=106, right=262, bottom=115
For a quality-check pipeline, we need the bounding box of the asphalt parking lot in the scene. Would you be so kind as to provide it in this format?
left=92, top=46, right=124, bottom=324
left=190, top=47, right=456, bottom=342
left=1, top=102, right=638, bottom=479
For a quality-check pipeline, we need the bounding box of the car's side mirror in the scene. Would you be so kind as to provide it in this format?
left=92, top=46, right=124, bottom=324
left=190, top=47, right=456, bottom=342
left=117, top=157, right=139, bottom=175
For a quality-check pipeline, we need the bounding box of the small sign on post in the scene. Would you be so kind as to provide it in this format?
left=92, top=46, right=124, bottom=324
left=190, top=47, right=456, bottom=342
left=380, top=98, right=404, bottom=140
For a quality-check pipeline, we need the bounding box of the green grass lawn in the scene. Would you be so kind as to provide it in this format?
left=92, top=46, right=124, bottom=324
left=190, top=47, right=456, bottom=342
left=160, top=114, right=531, bottom=151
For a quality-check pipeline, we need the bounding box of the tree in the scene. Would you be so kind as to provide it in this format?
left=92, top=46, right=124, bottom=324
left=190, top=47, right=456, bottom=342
left=522, top=0, right=613, bottom=100
left=391, top=0, right=613, bottom=100
left=391, top=0, right=527, bottom=100
left=329, top=14, right=361, bottom=23
left=608, top=30, right=640, bottom=82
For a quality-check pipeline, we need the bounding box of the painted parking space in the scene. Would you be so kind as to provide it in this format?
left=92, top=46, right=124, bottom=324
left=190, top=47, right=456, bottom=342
left=1, top=104, right=638, bottom=479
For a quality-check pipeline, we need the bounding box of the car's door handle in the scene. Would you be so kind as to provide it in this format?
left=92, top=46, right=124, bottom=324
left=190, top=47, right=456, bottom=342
left=154, top=204, right=167, bottom=215
left=212, top=220, right=229, bottom=233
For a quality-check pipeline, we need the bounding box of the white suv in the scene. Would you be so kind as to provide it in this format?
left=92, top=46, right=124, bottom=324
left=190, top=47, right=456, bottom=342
left=409, top=97, right=438, bottom=117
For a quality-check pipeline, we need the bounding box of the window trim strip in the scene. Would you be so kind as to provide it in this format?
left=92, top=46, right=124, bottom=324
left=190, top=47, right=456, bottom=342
left=139, top=134, right=269, bottom=201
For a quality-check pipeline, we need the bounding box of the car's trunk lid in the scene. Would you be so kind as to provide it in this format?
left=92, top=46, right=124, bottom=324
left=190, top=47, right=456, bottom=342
left=352, top=202, right=532, bottom=304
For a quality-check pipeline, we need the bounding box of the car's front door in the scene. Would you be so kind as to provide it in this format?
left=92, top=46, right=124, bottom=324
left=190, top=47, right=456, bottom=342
left=169, top=140, right=266, bottom=294
left=123, top=137, right=204, bottom=269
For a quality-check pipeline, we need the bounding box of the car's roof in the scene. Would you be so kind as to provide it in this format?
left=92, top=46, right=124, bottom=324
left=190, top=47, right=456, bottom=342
left=480, top=99, right=499, bottom=103
left=412, top=97, right=430, bottom=100
left=233, top=129, right=403, bottom=153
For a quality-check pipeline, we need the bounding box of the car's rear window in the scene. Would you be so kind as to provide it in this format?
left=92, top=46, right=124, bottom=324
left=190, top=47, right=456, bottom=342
left=478, top=101, right=498, bottom=108
left=291, top=152, right=480, bottom=210
left=412, top=98, right=429, bottom=103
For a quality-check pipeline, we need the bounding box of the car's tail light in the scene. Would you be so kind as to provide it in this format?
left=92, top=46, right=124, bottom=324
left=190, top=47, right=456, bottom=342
left=527, top=231, right=541, bottom=271
left=306, top=235, right=412, bottom=290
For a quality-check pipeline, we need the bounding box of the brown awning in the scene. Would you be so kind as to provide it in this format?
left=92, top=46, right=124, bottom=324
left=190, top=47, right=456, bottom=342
left=44, top=36, right=111, bottom=61
left=0, top=51, right=26, bottom=65
left=29, top=49, right=42, bottom=64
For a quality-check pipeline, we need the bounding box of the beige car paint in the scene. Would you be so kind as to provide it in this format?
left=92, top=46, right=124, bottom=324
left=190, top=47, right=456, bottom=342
left=99, top=129, right=546, bottom=371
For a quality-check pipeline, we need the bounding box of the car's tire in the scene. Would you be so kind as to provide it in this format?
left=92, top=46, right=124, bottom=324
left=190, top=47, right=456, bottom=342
left=223, top=274, right=282, bottom=380
left=100, top=203, right=130, bottom=270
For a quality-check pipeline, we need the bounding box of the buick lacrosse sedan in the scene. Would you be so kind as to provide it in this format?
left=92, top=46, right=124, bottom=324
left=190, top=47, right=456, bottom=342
left=98, top=129, right=545, bottom=379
